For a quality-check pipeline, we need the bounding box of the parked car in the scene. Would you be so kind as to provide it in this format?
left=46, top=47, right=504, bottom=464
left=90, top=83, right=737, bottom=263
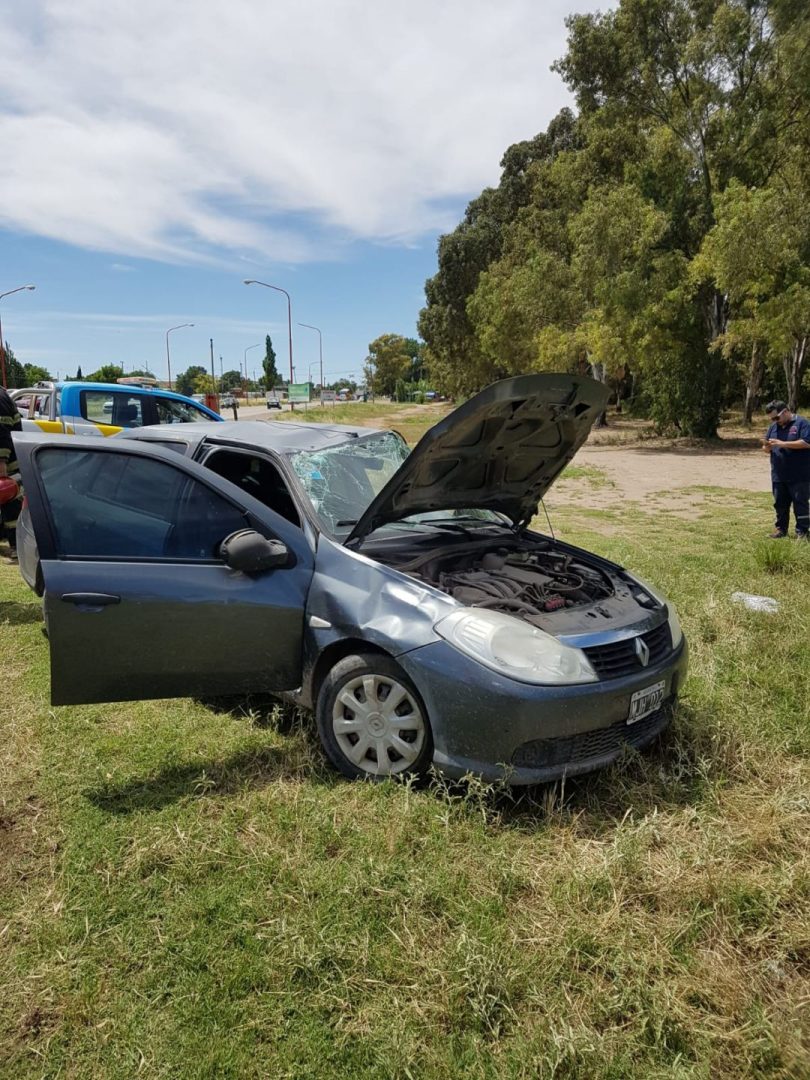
left=14, top=374, right=686, bottom=784
left=10, top=381, right=223, bottom=437
left=266, top=393, right=282, bottom=410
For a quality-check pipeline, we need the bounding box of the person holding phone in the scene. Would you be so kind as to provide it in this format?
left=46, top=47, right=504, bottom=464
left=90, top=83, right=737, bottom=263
left=762, top=400, right=810, bottom=539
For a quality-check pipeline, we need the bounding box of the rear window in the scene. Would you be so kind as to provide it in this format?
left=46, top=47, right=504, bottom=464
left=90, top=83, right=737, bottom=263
left=81, top=391, right=144, bottom=428
left=154, top=397, right=218, bottom=424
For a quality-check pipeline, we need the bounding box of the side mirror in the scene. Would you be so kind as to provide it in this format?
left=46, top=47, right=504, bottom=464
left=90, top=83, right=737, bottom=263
left=219, top=529, right=289, bottom=573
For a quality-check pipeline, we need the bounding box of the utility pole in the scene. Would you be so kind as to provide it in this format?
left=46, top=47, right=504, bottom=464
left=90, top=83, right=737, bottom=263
left=209, top=339, right=217, bottom=406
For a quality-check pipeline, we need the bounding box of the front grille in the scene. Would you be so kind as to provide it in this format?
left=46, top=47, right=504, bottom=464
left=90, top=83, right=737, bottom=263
left=512, top=707, right=670, bottom=770
left=583, top=622, right=671, bottom=680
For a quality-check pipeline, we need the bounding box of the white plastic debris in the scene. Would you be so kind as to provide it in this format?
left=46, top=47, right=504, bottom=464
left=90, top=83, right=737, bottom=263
left=731, top=592, right=779, bottom=614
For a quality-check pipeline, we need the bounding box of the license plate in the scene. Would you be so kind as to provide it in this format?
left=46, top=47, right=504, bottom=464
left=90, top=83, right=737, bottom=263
left=627, top=680, right=666, bottom=725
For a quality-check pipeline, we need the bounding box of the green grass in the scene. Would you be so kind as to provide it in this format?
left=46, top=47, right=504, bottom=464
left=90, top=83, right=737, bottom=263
left=271, top=401, right=453, bottom=446
left=752, top=539, right=804, bottom=574
left=559, top=464, right=615, bottom=488
left=1, top=488, right=809, bottom=1078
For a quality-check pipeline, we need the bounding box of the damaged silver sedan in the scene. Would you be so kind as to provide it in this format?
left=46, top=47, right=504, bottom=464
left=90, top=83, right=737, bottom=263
left=15, top=374, right=687, bottom=783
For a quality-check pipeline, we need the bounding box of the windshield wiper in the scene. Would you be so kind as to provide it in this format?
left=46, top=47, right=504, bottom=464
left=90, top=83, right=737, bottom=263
left=418, top=517, right=509, bottom=531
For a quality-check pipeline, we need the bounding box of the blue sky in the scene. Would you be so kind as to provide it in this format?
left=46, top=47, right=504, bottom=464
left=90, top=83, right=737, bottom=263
left=0, top=0, right=602, bottom=386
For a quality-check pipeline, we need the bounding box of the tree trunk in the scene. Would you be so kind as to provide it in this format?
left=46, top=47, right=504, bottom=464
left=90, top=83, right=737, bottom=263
left=743, top=342, right=764, bottom=426
left=703, top=288, right=729, bottom=343
left=783, top=337, right=807, bottom=412
left=589, top=361, right=608, bottom=428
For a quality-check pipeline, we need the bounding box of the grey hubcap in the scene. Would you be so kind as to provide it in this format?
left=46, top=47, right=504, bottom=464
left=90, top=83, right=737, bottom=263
left=332, top=673, right=426, bottom=776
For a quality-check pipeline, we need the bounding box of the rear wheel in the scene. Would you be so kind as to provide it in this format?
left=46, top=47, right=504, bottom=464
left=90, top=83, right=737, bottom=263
left=316, top=653, right=432, bottom=780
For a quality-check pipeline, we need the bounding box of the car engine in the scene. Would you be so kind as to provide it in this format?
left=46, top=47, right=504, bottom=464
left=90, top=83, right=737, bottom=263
left=400, top=543, right=614, bottom=628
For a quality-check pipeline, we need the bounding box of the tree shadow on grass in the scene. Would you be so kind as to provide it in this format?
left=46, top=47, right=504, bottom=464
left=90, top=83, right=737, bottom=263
left=0, top=601, right=43, bottom=626
left=632, top=439, right=764, bottom=453
left=194, top=692, right=302, bottom=733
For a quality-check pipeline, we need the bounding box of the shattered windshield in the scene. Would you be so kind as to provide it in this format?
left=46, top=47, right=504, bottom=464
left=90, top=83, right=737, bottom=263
left=290, top=432, right=410, bottom=539
left=289, top=431, right=507, bottom=541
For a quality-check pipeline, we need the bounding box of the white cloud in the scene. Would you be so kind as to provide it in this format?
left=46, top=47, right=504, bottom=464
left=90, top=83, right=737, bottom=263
left=0, top=0, right=597, bottom=264
left=17, top=309, right=279, bottom=336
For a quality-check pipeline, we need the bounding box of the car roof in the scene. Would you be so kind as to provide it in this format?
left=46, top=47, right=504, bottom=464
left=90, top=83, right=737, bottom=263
left=52, top=380, right=204, bottom=402
left=119, top=419, right=388, bottom=454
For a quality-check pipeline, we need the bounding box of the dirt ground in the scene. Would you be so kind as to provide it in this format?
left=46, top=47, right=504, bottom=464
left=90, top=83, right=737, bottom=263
left=570, top=443, right=769, bottom=513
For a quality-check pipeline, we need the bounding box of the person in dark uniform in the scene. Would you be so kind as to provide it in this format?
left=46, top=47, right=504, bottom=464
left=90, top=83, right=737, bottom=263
left=762, top=400, right=810, bottom=539
left=0, top=385, right=23, bottom=562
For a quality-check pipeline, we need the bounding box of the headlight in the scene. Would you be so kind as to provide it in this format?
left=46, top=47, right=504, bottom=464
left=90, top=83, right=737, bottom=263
left=434, top=608, right=598, bottom=685
left=627, top=571, right=683, bottom=650
left=666, top=604, right=683, bottom=650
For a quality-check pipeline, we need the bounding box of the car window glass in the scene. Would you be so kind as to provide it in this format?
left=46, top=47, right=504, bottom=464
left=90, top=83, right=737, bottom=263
left=204, top=450, right=300, bottom=526
left=154, top=397, right=217, bottom=424
left=290, top=432, right=409, bottom=538
left=37, top=447, right=248, bottom=560
left=82, top=391, right=145, bottom=428
left=136, top=439, right=191, bottom=455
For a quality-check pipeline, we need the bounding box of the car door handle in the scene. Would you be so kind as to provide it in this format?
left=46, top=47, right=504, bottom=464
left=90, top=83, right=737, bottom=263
left=61, top=592, right=121, bottom=607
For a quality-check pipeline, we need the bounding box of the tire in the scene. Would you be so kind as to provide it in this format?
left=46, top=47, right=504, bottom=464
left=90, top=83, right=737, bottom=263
left=316, top=653, right=433, bottom=780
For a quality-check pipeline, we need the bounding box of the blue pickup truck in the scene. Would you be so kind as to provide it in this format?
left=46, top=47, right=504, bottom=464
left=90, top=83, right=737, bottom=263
left=11, top=381, right=223, bottom=437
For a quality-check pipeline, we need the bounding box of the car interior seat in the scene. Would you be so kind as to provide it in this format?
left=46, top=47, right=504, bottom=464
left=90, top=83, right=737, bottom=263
left=117, top=404, right=141, bottom=427
left=206, top=452, right=299, bottom=526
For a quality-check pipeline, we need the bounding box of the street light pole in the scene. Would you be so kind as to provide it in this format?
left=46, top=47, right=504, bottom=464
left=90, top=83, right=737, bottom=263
left=243, top=280, right=294, bottom=408
left=244, top=342, right=261, bottom=403
left=298, top=322, right=323, bottom=406
left=0, top=284, right=36, bottom=388
left=165, top=323, right=194, bottom=391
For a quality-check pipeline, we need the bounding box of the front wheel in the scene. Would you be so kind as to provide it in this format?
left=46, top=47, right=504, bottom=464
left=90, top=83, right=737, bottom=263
left=316, top=654, right=433, bottom=780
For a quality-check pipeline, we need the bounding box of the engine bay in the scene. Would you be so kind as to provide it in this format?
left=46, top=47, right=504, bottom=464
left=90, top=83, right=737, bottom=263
left=393, top=539, right=618, bottom=628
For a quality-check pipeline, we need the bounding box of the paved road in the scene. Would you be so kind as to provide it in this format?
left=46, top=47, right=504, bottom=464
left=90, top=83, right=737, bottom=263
left=223, top=402, right=332, bottom=422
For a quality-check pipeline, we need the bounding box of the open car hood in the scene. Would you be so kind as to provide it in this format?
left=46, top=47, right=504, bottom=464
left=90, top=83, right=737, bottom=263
left=346, top=373, right=609, bottom=544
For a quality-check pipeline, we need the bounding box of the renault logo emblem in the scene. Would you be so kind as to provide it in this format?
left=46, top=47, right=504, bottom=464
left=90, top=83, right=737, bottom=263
left=634, top=637, right=650, bottom=667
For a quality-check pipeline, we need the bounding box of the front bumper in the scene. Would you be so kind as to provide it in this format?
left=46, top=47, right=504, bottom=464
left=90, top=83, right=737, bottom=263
left=398, top=637, right=688, bottom=784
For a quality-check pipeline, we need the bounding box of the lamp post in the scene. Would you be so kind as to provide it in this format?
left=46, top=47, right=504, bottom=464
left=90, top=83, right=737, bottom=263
left=243, top=279, right=294, bottom=408
left=165, top=323, right=193, bottom=391
left=307, top=362, right=321, bottom=409
left=298, top=322, right=323, bottom=406
left=0, top=284, right=36, bottom=388
left=244, top=342, right=261, bottom=403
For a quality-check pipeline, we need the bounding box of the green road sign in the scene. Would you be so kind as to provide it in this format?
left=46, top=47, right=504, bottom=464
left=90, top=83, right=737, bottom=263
left=288, top=383, right=311, bottom=403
